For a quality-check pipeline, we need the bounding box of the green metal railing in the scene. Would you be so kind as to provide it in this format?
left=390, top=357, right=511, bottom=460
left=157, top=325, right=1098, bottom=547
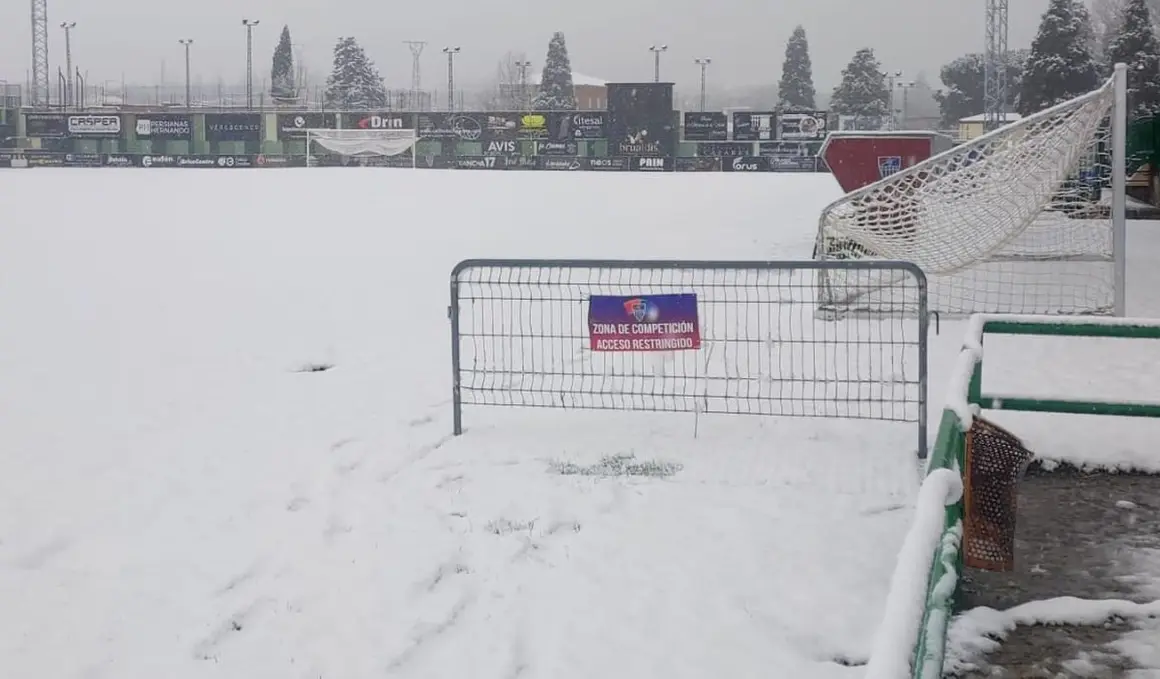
left=910, top=409, right=964, bottom=678
left=967, top=319, right=1160, bottom=418
left=909, top=315, right=1160, bottom=679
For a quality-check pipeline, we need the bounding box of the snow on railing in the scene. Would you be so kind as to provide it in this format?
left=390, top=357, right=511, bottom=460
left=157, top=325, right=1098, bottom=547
left=863, top=468, right=963, bottom=679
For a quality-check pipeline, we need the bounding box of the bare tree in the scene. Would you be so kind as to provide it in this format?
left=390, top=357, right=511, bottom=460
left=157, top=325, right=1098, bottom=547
left=480, top=51, right=532, bottom=110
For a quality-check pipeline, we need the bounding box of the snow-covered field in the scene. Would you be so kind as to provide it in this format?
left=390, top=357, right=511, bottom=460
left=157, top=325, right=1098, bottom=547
left=1, top=169, right=1158, bottom=678
left=0, top=171, right=920, bottom=679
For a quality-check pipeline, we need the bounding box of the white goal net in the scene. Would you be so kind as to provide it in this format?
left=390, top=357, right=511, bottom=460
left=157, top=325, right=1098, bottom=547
left=305, top=128, right=418, bottom=166
left=815, top=64, right=1128, bottom=316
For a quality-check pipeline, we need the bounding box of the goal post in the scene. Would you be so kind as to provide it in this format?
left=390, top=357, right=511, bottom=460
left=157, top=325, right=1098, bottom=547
left=815, top=63, right=1129, bottom=317
left=304, top=128, right=419, bottom=167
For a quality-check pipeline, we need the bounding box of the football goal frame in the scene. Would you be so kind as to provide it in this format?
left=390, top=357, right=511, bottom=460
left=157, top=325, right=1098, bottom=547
left=814, top=63, right=1129, bottom=318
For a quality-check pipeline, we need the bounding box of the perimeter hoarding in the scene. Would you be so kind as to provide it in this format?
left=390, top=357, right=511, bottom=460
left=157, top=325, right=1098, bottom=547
left=24, top=113, right=69, bottom=138
left=697, top=142, right=751, bottom=157
left=535, top=140, right=580, bottom=156
left=537, top=156, right=586, bottom=170
left=416, top=113, right=485, bottom=142
left=549, top=111, right=607, bottom=140
left=587, top=156, right=631, bottom=171
left=606, top=83, right=676, bottom=156
left=135, top=114, right=192, bottom=141
left=277, top=113, right=338, bottom=139
left=777, top=112, right=828, bottom=141
left=340, top=113, right=414, bottom=131
left=204, top=113, right=261, bottom=142
left=67, top=115, right=122, bottom=138
left=682, top=112, right=728, bottom=141
left=732, top=112, right=777, bottom=141
left=722, top=156, right=770, bottom=172
left=675, top=156, right=722, bottom=172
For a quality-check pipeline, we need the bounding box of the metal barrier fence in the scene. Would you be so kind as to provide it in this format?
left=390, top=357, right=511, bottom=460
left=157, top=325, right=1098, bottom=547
left=449, top=258, right=929, bottom=454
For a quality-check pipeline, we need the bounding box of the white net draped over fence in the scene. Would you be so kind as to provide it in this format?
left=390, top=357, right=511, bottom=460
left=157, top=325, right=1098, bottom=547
left=816, top=67, right=1125, bottom=316
left=305, top=128, right=417, bottom=157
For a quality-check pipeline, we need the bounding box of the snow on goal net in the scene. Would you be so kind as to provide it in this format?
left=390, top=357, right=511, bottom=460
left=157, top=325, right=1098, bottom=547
left=305, top=128, right=418, bottom=159
left=815, top=65, right=1127, bottom=316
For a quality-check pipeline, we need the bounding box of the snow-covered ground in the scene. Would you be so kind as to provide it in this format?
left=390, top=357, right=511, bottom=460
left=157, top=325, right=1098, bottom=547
left=2, top=169, right=1159, bottom=678
left=0, top=171, right=920, bottom=679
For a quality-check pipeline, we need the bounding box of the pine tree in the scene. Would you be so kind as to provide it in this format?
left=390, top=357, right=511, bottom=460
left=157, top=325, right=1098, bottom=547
left=1106, top=0, right=1160, bottom=113
left=1091, top=0, right=1160, bottom=64
left=325, top=37, right=388, bottom=110
left=533, top=32, right=577, bottom=111
left=829, top=48, right=891, bottom=119
left=1019, top=0, right=1100, bottom=114
left=778, top=26, right=817, bottom=111
left=933, top=50, right=1029, bottom=126
left=271, top=25, right=296, bottom=102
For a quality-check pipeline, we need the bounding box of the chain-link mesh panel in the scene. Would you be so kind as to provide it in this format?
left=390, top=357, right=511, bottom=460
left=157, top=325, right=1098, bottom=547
left=450, top=260, right=929, bottom=440
left=963, top=416, right=1036, bottom=571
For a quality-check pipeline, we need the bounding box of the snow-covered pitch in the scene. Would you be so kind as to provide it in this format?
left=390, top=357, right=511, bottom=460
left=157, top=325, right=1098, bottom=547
left=0, top=170, right=922, bottom=678
left=2, top=168, right=1158, bottom=678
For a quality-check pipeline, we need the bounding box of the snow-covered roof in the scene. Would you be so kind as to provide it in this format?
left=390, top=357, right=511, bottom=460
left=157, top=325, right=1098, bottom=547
left=958, top=112, right=1022, bottom=123
left=571, top=73, right=608, bottom=87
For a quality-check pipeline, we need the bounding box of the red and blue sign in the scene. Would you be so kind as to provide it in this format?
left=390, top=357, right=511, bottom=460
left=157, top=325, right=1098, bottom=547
left=587, top=294, right=701, bottom=352
left=878, top=155, right=902, bottom=178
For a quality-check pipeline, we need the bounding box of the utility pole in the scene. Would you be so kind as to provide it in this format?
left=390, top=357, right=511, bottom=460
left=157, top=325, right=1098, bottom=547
left=649, top=45, right=667, bottom=83
left=404, top=41, right=426, bottom=110
left=242, top=19, right=259, bottom=108
left=443, top=46, right=460, bottom=111
left=694, top=58, right=711, bottom=111
left=60, top=22, right=75, bottom=107
left=179, top=39, right=194, bottom=109
left=516, top=60, right=532, bottom=109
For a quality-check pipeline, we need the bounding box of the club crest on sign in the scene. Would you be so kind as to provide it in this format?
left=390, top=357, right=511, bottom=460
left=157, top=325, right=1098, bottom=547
left=878, top=155, right=902, bottom=178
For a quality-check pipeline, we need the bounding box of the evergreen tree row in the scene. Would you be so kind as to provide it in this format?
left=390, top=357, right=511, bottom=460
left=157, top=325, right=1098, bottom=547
left=931, top=0, right=1160, bottom=124
left=271, top=7, right=1160, bottom=121
left=268, top=30, right=580, bottom=112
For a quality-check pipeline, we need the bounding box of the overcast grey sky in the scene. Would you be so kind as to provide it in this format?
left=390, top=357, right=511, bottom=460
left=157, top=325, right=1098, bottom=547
left=1, top=0, right=1058, bottom=93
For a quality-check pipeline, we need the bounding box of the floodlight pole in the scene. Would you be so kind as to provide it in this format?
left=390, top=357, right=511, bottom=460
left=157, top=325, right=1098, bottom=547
left=896, top=81, right=915, bottom=128
left=649, top=45, right=668, bottom=82
left=516, top=60, right=532, bottom=109
left=443, top=47, right=460, bottom=111
left=694, top=58, right=711, bottom=111
left=179, top=39, right=194, bottom=109
left=243, top=19, right=259, bottom=109
left=60, top=22, right=75, bottom=107
left=880, top=70, right=902, bottom=129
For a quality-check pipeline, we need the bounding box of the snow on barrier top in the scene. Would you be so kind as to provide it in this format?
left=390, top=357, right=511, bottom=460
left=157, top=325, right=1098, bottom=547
left=872, top=311, right=1160, bottom=678
left=863, top=468, right=962, bottom=679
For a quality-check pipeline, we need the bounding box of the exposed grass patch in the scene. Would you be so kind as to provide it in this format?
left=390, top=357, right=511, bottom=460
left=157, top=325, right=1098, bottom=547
left=295, top=362, right=334, bottom=373
left=549, top=453, right=682, bottom=479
